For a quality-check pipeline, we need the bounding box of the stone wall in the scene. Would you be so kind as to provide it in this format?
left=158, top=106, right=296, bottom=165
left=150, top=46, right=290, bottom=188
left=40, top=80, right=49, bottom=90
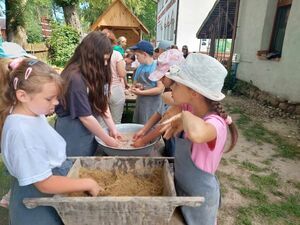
left=232, top=80, right=300, bottom=118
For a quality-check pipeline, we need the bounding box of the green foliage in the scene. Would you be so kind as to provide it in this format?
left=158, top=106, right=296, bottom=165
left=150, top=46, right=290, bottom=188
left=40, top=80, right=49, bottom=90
left=47, top=23, right=80, bottom=67
left=25, top=1, right=45, bottom=43
left=5, top=0, right=26, bottom=30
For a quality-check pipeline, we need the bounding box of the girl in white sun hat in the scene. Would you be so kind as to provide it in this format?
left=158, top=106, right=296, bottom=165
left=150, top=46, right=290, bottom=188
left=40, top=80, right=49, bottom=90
left=160, top=53, right=238, bottom=225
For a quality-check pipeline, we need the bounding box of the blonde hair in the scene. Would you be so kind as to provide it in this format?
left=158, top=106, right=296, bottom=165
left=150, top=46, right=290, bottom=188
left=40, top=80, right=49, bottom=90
left=0, top=58, right=63, bottom=135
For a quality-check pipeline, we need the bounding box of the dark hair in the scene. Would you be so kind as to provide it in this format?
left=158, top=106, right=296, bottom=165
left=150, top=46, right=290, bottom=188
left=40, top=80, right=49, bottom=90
left=0, top=58, right=63, bottom=135
left=171, top=45, right=178, bottom=49
left=125, top=53, right=135, bottom=61
left=62, top=31, right=112, bottom=117
left=208, top=100, right=238, bottom=152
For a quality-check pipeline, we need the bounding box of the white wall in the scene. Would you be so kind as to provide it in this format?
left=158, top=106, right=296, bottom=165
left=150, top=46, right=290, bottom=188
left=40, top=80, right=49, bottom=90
left=234, top=0, right=300, bottom=102
left=156, top=0, right=215, bottom=52
left=176, top=0, right=215, bottom=52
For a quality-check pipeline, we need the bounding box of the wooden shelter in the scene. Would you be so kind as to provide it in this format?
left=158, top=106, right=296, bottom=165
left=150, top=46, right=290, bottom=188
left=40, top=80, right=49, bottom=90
left=196, top=0, right=239, bottom=67
left=90, top=0, right=149, bottom=47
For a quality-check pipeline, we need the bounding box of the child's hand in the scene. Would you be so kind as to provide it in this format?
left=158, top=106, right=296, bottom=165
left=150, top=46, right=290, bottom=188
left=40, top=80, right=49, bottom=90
left=131, top=138, right=146, bottom=148
left=160, top=114, right=183, bottom=139
left=86, top=179, right=103, bottom=197
left=130, top=87, right=143, bottom=95
left=132, top=129, right=145, bottom=141
left=109, top=129, right=122, bottom=140
left=104, top=136, right=120, bottom=148
left=161, top=106, right=182, bottom=122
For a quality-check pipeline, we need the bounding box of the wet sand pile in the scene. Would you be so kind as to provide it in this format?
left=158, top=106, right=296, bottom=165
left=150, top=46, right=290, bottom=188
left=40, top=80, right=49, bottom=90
left=69, top=167, right=164, bottom=197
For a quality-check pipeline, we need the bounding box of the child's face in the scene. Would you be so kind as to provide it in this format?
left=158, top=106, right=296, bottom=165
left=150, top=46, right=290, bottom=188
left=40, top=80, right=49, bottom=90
left=161, top=76, right=173, bottom=88
left=170, top=81, right=192, bottom=104
left=135, top=51, right=147, bottom=64
left=20, top=81, right=60, bottom=116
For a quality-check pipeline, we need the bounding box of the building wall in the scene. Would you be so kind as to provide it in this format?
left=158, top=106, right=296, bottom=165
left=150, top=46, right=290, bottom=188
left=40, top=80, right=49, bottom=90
left=156, top=0, right=215, bottom=51
left=234, top=0, right=300, bottom=102
left=156, top=0, right=178, bottom=44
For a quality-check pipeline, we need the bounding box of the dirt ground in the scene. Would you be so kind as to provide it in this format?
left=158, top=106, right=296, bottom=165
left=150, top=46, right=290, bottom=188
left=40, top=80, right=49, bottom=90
left=217, top=95, right=300, bottom=225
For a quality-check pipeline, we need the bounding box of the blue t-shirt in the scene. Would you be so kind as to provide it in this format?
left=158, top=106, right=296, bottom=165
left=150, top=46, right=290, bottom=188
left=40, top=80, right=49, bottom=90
left=133, top=61, right=157, bottom=88
left=1, top=115, right=66, bottom=186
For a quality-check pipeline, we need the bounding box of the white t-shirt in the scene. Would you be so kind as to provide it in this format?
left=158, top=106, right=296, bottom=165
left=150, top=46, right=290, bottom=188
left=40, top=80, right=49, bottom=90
left=1, top=114, right=66, bottom=186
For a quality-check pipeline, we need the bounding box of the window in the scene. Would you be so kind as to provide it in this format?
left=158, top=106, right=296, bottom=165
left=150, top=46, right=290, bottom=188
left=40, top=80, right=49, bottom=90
left=269, top=0, right=292, bottom=57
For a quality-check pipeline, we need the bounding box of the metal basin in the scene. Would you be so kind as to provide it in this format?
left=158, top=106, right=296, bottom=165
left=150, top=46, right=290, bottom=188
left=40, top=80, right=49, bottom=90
left=95, top=123, right=159, bottom=156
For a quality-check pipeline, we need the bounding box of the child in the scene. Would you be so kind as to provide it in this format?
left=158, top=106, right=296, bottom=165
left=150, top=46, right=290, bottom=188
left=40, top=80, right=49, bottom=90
left=132, top=49, right=185, bottom=157
left=101, top=29, right=126, bottom=124
left=160, top=53, right=238, bottom=225
left=0, top=58, right=101, bottom=225
left=130, top=40, right=164, bottom=124
left=55, top=31, right=121, bottom=157
left=0, top=41, right=37, bottom=208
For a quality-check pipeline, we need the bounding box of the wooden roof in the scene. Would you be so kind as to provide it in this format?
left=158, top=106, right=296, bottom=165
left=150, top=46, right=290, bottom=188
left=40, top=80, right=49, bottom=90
left=90, top=0, right=149, bottom=34
left=196, top=0, right=237, bottom=39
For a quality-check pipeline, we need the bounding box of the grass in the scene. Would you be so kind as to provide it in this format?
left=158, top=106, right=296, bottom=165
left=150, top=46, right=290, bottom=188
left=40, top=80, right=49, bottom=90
left=231, top=107, right=300, bottom=159
left=238, top=187, right=267, bottom=201
left=0, top=159, right=10, bottom=225
left=240, top=161, right=264, bottom=172
left=250, top=173, right=279, bottom=190
left=236, top=194, right=300, bottom=225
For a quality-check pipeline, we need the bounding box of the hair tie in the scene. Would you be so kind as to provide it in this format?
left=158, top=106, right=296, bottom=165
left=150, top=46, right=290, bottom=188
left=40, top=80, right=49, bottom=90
left=24, top=67, right=32, bottom=80
left=13, top=77, right=19, bottom=90
left=225, top=115, right=232, bottom=125
left=9, top=58, right=23, bottom=70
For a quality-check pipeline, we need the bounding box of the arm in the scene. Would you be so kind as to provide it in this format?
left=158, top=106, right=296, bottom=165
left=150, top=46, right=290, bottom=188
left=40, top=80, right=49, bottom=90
left=79, top=115, right=119, bottom=147
left=131, top=81, right=164, bottom=96
left=34, top=175, right=101, bottom=196
left=116, top=60, right=126, bottom=79
left=133, top=112, right=162, bottom=140
left=101, top=107, right=121, bottom=139
left=132, top=126, right=161, bottom=147
left=182, top=111, right=217, bottom=143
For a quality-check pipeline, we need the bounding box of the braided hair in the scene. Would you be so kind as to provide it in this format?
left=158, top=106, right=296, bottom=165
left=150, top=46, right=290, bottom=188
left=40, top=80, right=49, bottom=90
left=209, top=100, right=238, bottom=152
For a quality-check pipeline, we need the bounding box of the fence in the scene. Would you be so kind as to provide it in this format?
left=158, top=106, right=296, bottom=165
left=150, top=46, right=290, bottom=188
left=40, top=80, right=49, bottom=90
left=24, top=43, right=48, bottom=61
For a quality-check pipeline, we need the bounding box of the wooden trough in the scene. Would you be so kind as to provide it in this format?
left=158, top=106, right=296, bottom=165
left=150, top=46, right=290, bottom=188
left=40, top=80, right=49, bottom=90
left=23, top=157, right=204, bottom=225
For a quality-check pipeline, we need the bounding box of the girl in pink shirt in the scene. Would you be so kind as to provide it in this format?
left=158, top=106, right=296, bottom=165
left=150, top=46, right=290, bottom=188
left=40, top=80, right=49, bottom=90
left=161, top=53, right=238, bottom=225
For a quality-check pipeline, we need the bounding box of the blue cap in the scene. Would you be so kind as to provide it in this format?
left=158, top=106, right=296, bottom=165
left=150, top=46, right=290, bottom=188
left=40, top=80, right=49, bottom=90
left=0, top=42, right=36, bottom=59
left=130, top=40, right=154, bottom=56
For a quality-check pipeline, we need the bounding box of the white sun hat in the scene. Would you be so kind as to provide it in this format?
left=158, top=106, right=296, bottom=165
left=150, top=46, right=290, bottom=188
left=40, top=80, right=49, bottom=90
left=166, top=53, right=227, bottom=101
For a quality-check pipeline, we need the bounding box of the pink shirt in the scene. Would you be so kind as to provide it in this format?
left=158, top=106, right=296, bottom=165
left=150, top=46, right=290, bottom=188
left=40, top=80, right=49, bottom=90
left=110, top=50, right=125, bottom=87
left=181, top=104, right=227, bottom=174
left=190, top=114, right=227, bottom=174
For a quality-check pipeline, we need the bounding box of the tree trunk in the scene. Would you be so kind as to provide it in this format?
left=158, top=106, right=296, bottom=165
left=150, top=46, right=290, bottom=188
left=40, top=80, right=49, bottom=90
left=62, top=5, right=83, bottom=36
left=5, top=0, right=28, bottom=47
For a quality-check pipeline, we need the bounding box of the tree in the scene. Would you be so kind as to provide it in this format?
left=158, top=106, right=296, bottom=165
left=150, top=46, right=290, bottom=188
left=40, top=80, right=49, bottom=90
left=5, top=0, right=28, bottom=46
left=53, top=0, right=82, bottom=36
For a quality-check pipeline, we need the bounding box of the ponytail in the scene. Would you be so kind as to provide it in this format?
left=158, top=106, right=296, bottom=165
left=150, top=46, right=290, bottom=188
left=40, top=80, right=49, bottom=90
left=210, top=101, right=238, bottom=152
left=0, top=58, right=15, bottom=136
